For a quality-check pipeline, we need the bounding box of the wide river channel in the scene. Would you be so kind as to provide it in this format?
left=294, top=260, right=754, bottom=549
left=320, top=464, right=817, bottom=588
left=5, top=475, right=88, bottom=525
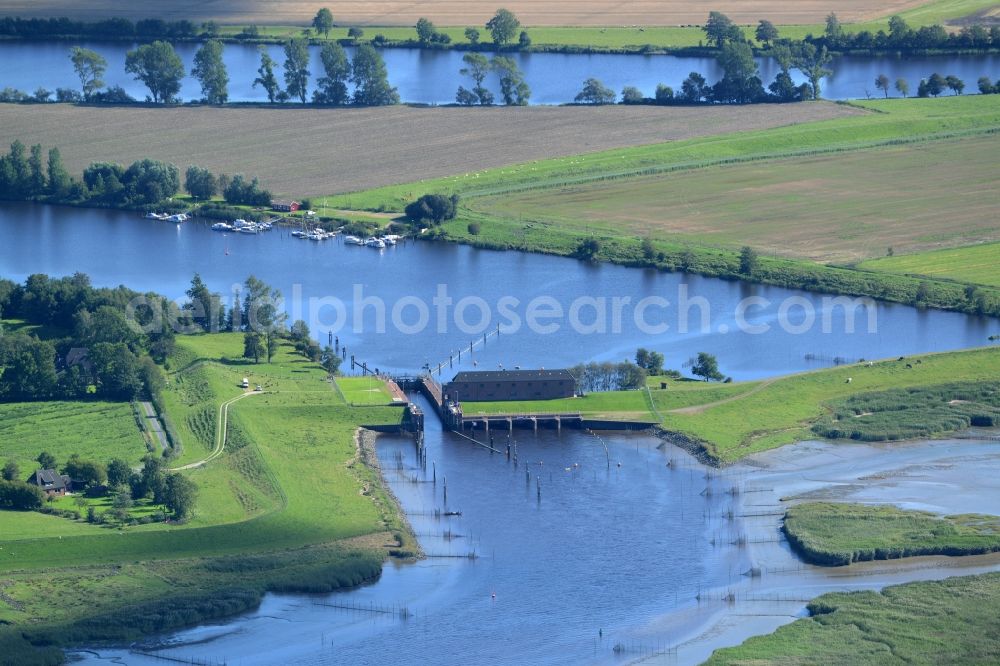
left=2, top=40, right=998, bottom=104
left=2, top=203, right=999, bottom=664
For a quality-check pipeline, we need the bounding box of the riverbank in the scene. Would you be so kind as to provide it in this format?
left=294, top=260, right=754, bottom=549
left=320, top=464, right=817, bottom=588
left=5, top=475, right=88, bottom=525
left=450, top=347, right=1000, bottom=465
left=2, top=0, right=997, bottom=54
left=324, top=95, right=1000, bottom=315
left=685, top=437, right=1000, bottom=663
left=0, top=334, right=413, bottom=664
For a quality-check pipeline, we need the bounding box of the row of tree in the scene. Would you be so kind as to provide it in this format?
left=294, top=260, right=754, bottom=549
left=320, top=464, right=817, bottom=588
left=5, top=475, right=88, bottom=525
left=0, top=139, right=274, bottom=209
left=805, top=13, right=1000, bottom=53
left=455, top=52, right=531, bottom=105
left=704, top=10, right=1000, bottom=54
left=0, top=139, right=179, bottom=206
left=62, top=39, right=399, bottom=106
left=569, top=362, right=647, bottom=392
left=0, top=273, right=175, bottom=401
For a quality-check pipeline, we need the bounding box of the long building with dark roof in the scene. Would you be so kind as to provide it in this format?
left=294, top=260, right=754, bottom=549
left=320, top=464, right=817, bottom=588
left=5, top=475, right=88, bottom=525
left=444, top=369, right=575, bottom=402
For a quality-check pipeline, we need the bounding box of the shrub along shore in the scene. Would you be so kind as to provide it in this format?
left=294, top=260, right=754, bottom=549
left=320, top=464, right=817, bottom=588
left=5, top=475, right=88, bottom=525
left=782, top=502, right=1000, bottom=566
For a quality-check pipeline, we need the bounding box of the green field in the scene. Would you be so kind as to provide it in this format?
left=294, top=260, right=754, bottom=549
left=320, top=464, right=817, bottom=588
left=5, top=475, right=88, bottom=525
left=338, top=376, right=396, bottom=405
left=469, top=134, right=1000, bottom=264
left=466, top=390, right=655, bottom=420
left=860, top=242, right=1000, bottom=287
left=204, top=0, right=996, bottom=51
left=707, top=572, right=1000, bottom=665
left=329, top=97, right=1000, bottom=213
left=0, top=334, right=408, bottom=663
left=324, top=96, right=1000, bottom=316
left=783, top=502, right=1000, bottom=566
left=661, top=347, right=1000, bottom=462
left=0, top=401, right=146, bottom=472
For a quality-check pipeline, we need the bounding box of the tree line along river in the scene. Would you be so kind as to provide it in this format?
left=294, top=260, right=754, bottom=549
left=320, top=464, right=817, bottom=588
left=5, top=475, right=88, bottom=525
left=1, top=39, right=998, bottom=104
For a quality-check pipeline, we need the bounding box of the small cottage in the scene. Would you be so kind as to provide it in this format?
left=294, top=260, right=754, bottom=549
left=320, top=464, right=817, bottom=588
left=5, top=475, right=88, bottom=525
left=271, top=200, right=301, bottom=212
left=31, top=469, right=72, bottom=496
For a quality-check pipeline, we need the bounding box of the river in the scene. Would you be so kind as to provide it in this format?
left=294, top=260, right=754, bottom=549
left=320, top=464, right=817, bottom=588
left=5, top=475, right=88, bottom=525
left=72, top=402, right=1000, bottom=665
left=1, top=40, right=998, bottom=104
left=0, top=202, right=993, bottom=382
left=3, top=202, right=999, bottom=664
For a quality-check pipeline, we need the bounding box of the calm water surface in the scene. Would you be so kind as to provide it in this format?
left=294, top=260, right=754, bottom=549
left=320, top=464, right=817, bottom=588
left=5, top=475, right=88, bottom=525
left=0, top=202, right=993, bottom=382
left=1, top=40, right=997, bottom=103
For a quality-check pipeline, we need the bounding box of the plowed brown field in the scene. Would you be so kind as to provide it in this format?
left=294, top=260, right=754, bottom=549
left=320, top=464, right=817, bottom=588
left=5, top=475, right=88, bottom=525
left=0, top=102, right=860, bottom=197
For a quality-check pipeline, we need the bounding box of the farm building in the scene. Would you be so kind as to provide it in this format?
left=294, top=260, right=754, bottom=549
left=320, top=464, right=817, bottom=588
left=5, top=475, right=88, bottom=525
left=445, top=369, right=576, bottom=402
left=271, top=200, right=300, bottom=212
left=30, top=469, right=71, bottom=496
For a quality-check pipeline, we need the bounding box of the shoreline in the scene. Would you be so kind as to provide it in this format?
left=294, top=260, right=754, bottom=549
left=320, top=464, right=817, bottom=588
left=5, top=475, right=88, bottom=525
left=643, top=434, right=1000, bottom=663
left=3, top=196, right=999, bottom=320
left=2, top=25, right=998, bottom=58
left=356, top=427, right=424, bottom=560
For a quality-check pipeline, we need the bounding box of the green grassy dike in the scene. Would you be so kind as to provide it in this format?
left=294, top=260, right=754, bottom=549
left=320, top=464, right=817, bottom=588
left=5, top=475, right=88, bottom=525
left=326, top=96, right=1000, bottom=317
left=783, top=503, right=1000, bottom=566
left=706, top=572, right=1000, bottom=665
left=0, top=334, right=411, bottom=666
left=466, top=346, right=1000, bottom=464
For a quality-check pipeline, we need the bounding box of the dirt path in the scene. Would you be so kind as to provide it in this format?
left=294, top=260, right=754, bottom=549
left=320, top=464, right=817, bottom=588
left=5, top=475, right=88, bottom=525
left=668, top=377, right=779, bottom=415
left=139, top=401, right=169, bottom=451
left=170, top=390, right=262, bottom=471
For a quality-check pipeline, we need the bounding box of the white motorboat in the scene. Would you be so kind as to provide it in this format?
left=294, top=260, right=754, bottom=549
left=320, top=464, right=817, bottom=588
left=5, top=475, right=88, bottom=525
left=211, top=222, right=232, bottom=231
left=366, top=237, right=386, bottom=249
left=344, top=235, right=364, bottom=245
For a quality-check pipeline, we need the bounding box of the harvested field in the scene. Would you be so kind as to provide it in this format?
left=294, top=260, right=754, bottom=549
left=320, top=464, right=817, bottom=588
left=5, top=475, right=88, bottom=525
left=0, top=0, right=932, bottom=27
left=470, top=133, right=1000, bottom=263
left=0, top=102, right=859, bottom=197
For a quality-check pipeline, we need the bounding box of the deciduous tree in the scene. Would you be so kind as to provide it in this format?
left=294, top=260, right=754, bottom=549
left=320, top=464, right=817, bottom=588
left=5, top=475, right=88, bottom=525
left=69, top=47, right=107, bottom=101
left=875, top=73, right=891, bottom=98
left=352, top=44, right=399, bottom=105
left=486, top=9, right=520, bottom=46
left=313, top=42, right=350, bottom=105
left=283, top=38, right=310, bottom=103
left=492, top=56, right=529, bottom=105
left=691, top=352, right=724, bottom=381
left=312, top=8, right=334, bottom=38
left=191, top=39, right=228, bottom=104
left=125, top=40, right=185, bottom=103
left=253, top=47, right=280, bottom=102
left=574, top=78, right=616, bottom=104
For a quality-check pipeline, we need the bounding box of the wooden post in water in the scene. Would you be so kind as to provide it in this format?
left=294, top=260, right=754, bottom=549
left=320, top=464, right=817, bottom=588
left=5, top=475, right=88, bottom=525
left=433, top=461, right=436, bottom=485
left=443, top=476, right=448, bottom=504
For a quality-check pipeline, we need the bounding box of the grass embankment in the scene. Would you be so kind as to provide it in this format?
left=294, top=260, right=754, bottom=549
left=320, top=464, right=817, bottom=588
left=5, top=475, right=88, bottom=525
left=860, top=242, right=1000, bottom=287
left=783, top=502, right=1000, bottom=566
left=706, top=572, right=1000, bottom=664
left=0, top=333, right=408, bottom=665
left=661, top=347, right=1000, bottom=462
left=476, top=348, right=1000, bottom=462
left=328, top=95, right=1000, bottom=313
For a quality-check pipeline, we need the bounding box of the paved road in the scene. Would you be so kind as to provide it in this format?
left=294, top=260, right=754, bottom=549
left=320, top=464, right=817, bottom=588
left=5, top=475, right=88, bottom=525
left=139, top=401, right=169, bottom=451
